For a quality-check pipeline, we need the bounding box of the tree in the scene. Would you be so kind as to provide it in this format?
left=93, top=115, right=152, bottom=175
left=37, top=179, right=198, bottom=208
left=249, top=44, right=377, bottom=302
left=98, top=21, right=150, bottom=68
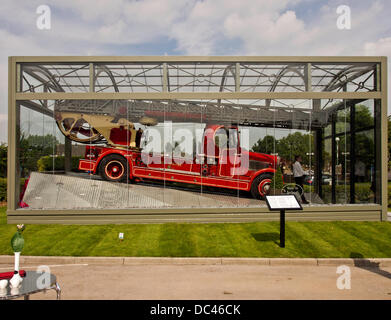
left=251, top=135, right=277, bottom=154
left=276, top=132, right=314, bottom=166
left=251, top=132, right=314, bottom=166
left=335, top=104, right=374, bottom=133
left=355, top=104, right=374, bottom=129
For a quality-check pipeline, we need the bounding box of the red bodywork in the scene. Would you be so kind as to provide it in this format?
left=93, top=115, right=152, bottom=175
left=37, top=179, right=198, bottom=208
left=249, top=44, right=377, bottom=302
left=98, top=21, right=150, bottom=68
left=78, top=125, right=278, bottom=194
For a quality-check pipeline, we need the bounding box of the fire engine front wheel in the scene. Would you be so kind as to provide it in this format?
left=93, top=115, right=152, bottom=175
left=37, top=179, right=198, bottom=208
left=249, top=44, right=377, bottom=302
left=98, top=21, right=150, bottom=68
left=250, top=173, right=273, bottom=200
left=99, top=154, right=129, bottom=182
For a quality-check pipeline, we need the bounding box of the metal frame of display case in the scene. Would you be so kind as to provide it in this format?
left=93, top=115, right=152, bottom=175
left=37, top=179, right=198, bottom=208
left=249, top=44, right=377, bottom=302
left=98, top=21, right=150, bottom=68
left=7, top=56, right=388, bottom=223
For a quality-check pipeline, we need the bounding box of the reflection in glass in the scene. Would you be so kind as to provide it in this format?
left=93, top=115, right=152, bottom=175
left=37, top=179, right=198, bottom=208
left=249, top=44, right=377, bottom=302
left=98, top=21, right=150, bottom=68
left=355, top=130, right=375, bottom=203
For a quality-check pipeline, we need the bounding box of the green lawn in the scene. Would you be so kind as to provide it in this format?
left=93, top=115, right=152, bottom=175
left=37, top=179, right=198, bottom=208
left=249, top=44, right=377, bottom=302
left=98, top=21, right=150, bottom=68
left=0, top=206, right=390, bottom=258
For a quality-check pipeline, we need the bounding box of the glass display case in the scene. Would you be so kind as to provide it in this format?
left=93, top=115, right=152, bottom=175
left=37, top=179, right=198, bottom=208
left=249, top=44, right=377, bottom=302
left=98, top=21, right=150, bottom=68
left=7, top=57, right=387, bottom=223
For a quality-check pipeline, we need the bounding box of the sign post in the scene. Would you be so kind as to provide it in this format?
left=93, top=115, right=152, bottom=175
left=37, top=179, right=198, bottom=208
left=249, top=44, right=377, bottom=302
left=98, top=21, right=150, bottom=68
left=280, top=209, right=285, bottom=248
left=265, top=195, right=303, bottom=248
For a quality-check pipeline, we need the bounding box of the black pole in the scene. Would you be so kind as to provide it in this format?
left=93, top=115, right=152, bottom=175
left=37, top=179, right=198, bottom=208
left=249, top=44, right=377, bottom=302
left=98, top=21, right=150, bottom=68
left=280, top=209, right=285, bottom=248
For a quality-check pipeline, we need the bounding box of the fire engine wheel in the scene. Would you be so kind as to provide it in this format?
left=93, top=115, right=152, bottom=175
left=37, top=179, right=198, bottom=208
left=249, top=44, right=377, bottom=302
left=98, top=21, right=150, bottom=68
left=250, top=173, right=273, bottom=200
left=99, top=155, right=129, bottom=182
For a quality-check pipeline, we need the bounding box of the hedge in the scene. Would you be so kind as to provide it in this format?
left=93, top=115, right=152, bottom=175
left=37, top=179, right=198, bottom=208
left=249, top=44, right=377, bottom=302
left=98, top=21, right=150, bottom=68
left=305, top=183, right=390, bottom=205
left=0, top=178, right=5, bottom=201
left=37, top=156, right=82, bottom=172
left=0, top=178, right=26, bottom=202
left=389, top=184, right=391, bottom=208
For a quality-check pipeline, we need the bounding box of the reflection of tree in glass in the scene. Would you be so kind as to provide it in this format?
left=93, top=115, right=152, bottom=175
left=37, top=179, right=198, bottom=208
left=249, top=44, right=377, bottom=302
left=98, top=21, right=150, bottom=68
left=251, top=104, right=374, bottom=169
left=19, top=133, right=59, bottom=177
left=355, top=104, right=374, bottom=129
left=251, top=135, right=276, bottom=155
left=336, top=105, right=374, bottom=172
left=355, top=132, right=374, bottom=166
left=335, top=104, right=373, bottom=132
left=251, top=132, right=314, bottom=166
left=277, top=132, right=314, bottom=166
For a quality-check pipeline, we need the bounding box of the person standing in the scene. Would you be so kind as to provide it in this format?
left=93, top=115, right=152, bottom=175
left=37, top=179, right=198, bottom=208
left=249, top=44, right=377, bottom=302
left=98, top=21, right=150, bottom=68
left=292, top=155, right=309, bottom=204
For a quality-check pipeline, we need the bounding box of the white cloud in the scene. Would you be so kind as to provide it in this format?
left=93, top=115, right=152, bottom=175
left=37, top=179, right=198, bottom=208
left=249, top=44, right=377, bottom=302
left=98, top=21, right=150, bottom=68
left=364, top=37, right=391, bottom=111
left=170, top=0, right=303, bottom=55
left=223, top=9, right=309, bottom=55
left=52, top=0, right=193, bottom=45
left=365, top=37, right=391, bottom=56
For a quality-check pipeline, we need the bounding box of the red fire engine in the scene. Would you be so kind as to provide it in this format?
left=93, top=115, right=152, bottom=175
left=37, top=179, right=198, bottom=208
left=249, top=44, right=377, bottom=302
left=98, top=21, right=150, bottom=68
left=73, top=121, right=278, bottom=199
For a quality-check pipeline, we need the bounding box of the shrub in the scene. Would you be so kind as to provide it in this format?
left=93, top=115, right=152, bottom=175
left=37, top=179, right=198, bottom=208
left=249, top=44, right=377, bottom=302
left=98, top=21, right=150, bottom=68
left=321, top=183, right=375, bottom=204
left=0, top=178, right=26, bottom=202
left=37, top=156, right=82, bottom=172
left=355, top=183, right=372, bottom=203
left=388, top=183, right=391, bottom=208
left=270, top=168, right=284, bottom=190
left=0, top=178, right=6, bottom=202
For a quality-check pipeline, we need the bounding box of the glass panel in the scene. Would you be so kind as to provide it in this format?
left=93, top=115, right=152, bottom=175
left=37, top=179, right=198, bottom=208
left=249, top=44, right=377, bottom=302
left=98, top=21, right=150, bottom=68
left=355, top=100, right=374, bottom=130
left=19, top=100, right=62, bottom=209
left=318, top=99, right=378, bottom=207
left=324, top=124, right=332, bottom=139
left=322, top=138, right=332, bottom=203
left=16, top=98, right=380, bottom=211
left=336, top=133, right=350, bottom=204
left=311, top=63, right=377, bottom=93
left=335, top=102, right=350, bottom=204
left=336, top=107, right=350, bottom=135
left=355, top=129, right=375, bottom=203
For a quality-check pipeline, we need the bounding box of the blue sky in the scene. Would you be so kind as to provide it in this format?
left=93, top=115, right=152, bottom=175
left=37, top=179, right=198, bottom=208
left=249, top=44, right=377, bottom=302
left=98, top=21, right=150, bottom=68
left=0, top=0, right=390, bottom=142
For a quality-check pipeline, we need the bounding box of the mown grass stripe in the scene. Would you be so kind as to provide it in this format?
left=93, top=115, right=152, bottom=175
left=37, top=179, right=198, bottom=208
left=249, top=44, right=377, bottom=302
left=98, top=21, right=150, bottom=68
left=287, top=222, right=341, bottom=258
left=314, top=221, right=381, bottom=258
left=336, top=222, right=391, bottom=257
left=51, top=225, right=112, bottom=256
left=240, top=222, right=282, bottom=257
left=298, top=222, right=346, bottom=257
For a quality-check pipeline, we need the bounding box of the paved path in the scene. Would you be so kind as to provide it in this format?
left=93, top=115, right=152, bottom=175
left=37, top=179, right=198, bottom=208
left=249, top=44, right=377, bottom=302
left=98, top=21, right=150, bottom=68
left=2, top=263, right=391, bottom=300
